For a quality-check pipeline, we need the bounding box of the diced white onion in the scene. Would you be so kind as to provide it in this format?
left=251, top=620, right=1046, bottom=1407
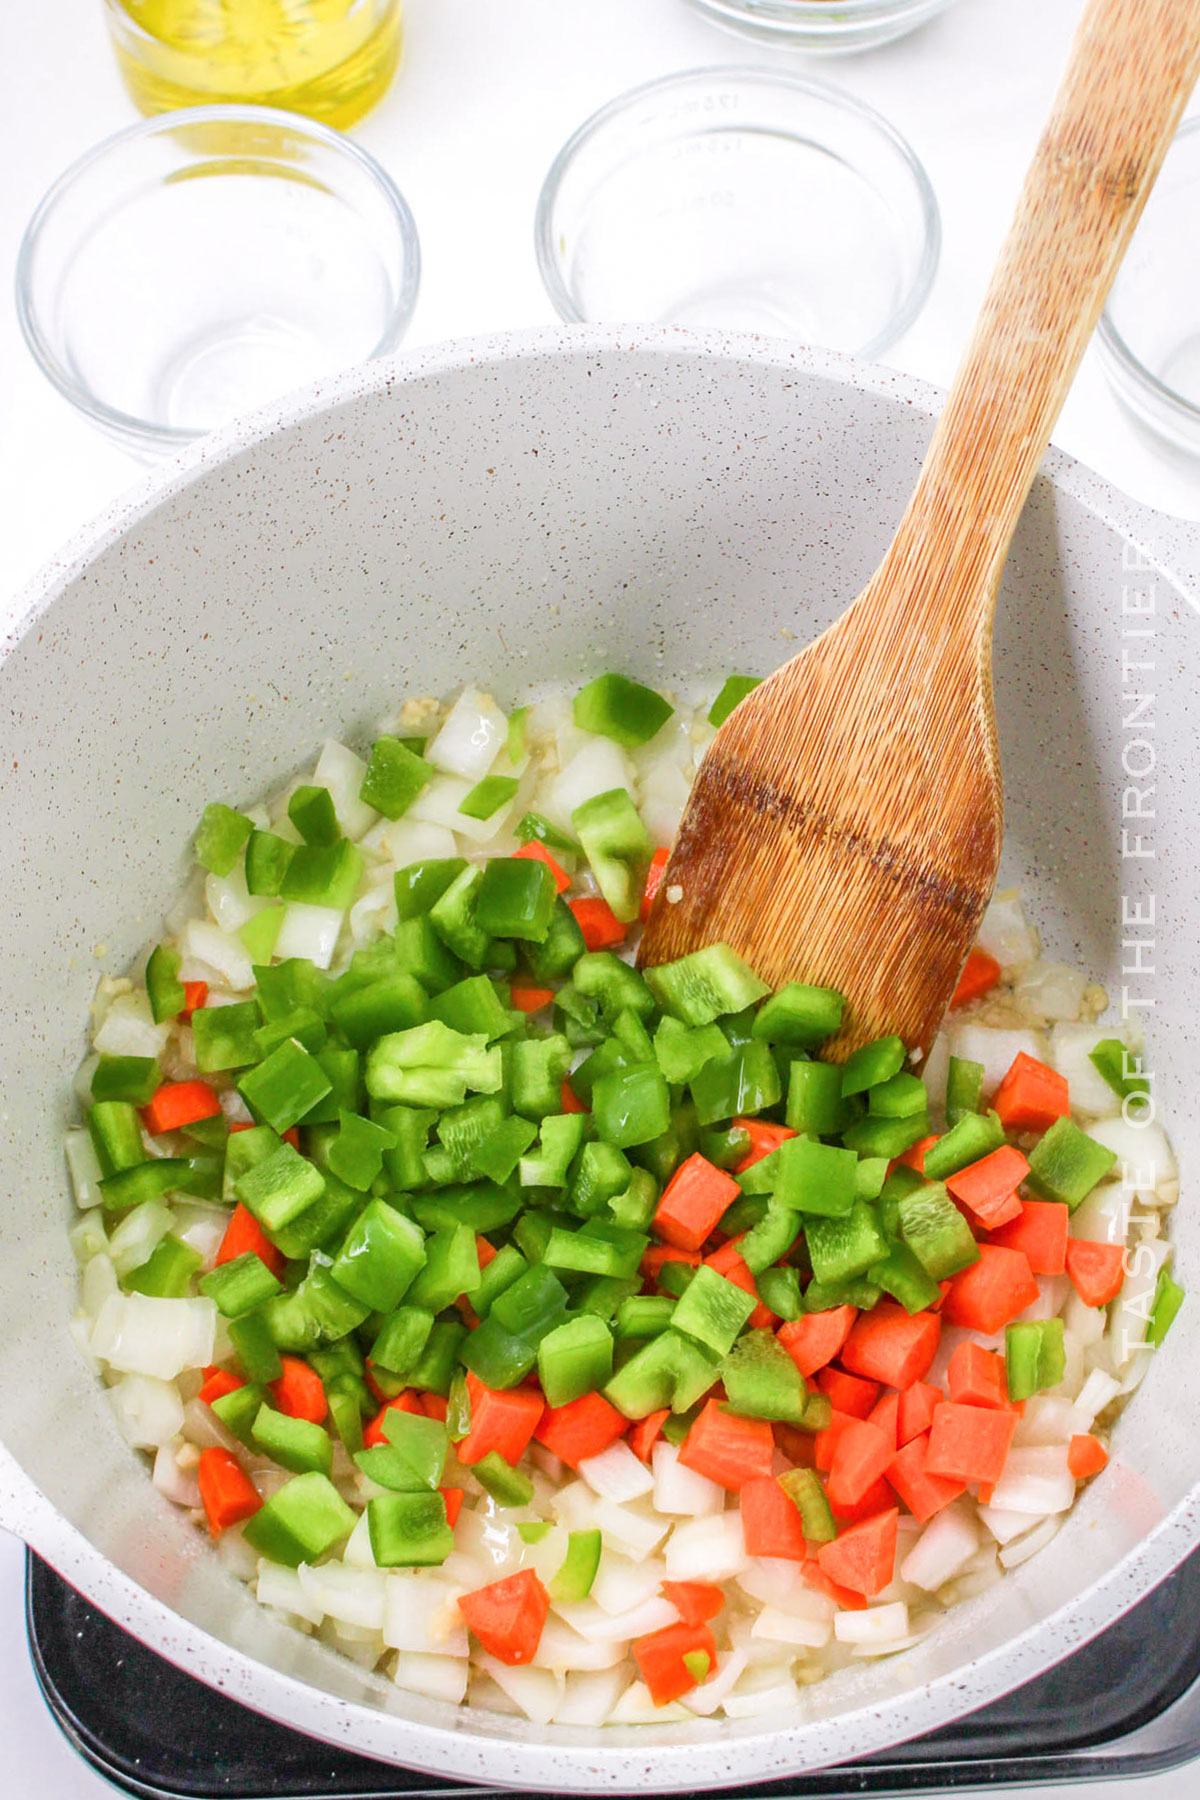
left=393, top=1652, right=469, bottom=1703
left=542, top=740, right=635, bottom=835
left=987, top=1445, right=1075, bottom=1515
left=722, top=1677, right=803, bottom=1720
left=475, top=1655, right=562, bottom=1724
left=919, top=1030, right=951, bottom=1113
left=578, top=1441, right=655, bottom=1503
left=590, top=1554, right=665, bottom=1618
left=533, top=1616, right=624, bottom=1671
left=382, top=1573, right=469, bottom=1656
left=152, top=1438, right=201, bottom=1508
left=608, top=1679, right=692, bottom=1724
left=313, top=740, right=379, bottom=841
left=976, top=890, right=1038, bottom=970
left=1012, top=960, right=1088, bottom=1023
left=66, top=1129, right=105, bottom=1209
left=977, top=1503, right=1038, bottom=1546
left=108, top=1199, right=175, bottom=1279
left=834, top=1602, right=910, bottom=1646
left=363, top=817, right=458, bottom=867
left=1015, top=1274, right=1070, bottom=1323
left=900, top=1503, right=980, bottom=1590
left=273, top=903, right=344, bottom=968
left=180, top=1394, right=240, bottom=1453
left=408, top=773, right=506, bottom=843
left=553, top=1666, right=630, bottom=1725
left=946, top=1023, right=1048, bottom=1096
left=69, top=1211, right=109, bottom=1268
left=180, top=919, right=255, bottom=992
left=554, top=1595, right=676, bottom=1643
left=1087, top=1118, right=1177, bottom=1191
left=664, top=1512, right=748, bottom=1582
left=999, top=1514, right=1063, bottom=1569
left=751, top=1606, right=832, bottom=1649
left=1108, top=1237, right=1172, bottom=1367
left=90, top=1293, right=216, bottom=1379
left=639, top=761, right=689, bottom=847
left=651, top=1440, right=725, bottom=1517
left=80, top=1253, right=119, bottom=1322
left=426, top=689, right=508, bottom=782
left=257, top=1562, right=325, bottom=1626
left=737, top=1560, right=836, bottom=1621
left=1014, top=1396, right=1087, bottom=1447
left=93, top=991, right=171, bottom=1059
left=1073, top=1368, right=1121, bottom=1428
left=683, top=1647, right=749, bottom=1715
left=108, top=1373, right=185, bottom=1448
left=1048, top=1023, right=1126, bottom=1118
left=1071, top=1180, right=1136, bottom=1245
left=343, top=1510, right=378, bottom=1570
left=298, top=1562, right=387, bottom=1630
left=171, top=1202, right=230, bottom=1268
left=348, top=880, right=397, bottom=948
left=590, top=1497, right=668, bottom=1560
left=205, top=865, right=268, bottom=934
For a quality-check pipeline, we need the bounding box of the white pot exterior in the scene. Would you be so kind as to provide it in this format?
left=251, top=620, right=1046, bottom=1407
left=1, top=326, right=1198, bottom=1790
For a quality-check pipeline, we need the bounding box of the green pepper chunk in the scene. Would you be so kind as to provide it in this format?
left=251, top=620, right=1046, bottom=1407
left=573, top=673, right=673, bottom=748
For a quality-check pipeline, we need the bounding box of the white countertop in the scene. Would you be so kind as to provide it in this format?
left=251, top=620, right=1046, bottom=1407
left=1, top=0, right=1198, bottom=1793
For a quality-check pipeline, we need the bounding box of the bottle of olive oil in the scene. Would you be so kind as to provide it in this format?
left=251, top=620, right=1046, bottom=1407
left=105, top=0, right=403, bottom=129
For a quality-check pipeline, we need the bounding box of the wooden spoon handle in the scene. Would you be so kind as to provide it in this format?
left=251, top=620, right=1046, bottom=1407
left=879, top=0, right=1200, bottom=650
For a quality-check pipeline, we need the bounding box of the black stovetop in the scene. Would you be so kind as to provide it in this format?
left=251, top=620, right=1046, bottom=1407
left=26, top=1548, right=1200, bottom=1799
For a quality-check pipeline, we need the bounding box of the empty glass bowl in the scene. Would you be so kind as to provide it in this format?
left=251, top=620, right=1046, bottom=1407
left=16, top=106, right=420, bottom=458
left=536, top=68, right=939, bottom=357
left=683, top=0, right=962, bottom=54
left=1098, top=117, right=1200, bottom=456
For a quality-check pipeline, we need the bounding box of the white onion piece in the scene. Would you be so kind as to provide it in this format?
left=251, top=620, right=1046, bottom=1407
left=542, top=740, right=635, bottom=835
left=554, top=1595, right=676, bottom=1642
left=393, top=1652, right=469, bottom=1703
left=977, top=1503, right=1038, bottom=1546
left=69, top=1211, right=109, bottom=1269
left=274, top=903, right=343, bottom=969
left=109, top=1373, right=185, bottom=1448
left=1071, top=1180, right=1136, bottom=1245
left=66, top=1129, right=105, bottom=1209
left=578, top=1441, right=655, bottom=1503
left=91, top=1293, right=216, bottom=1379
left=1088, top=1118, right=1177, bottom=1191
left=590, top=1497, right=668, bottom=1560
left=1012, top=960, right=1088, bottom=1023
left=257, top=1563, right=325, bottom=1626
left=171, top=1202, right=229, bottom=1268
left=553, top=1666, right=630, bottom=1725
left=348, top=881, right=397, bottom=948
left=152, top=1439, right=201, bottom=1508
left=737, top=1561, right=835, bottom=1621
left=108, top=1200, right=175, bottom=1279
left=590, top=1554, right=664, bottom=1618
left=205, top=866, right=268, bottom=934
left=93, top=990, right=171, bottom=1059
left=946, top=1023, right=1048, bottom=1096
left=1014, top=1396, right=1087, bottom=1447
left=181, top=919, right=255, bottom=992
left=751, top=1606, right=832, bottom=1649
left=987, top=1445, right=1075, bottom=1515
left=919, top=1029, right=951, bottom=1113
left=364, top=816, right=458, bottom=866
left=723, top=1678, right=802, bottom=1720
left=298, top=1562, right=387, bottom=1630
left=651, top=1441, right=724, bottom=1517
left=976, top=890, right=1038, bottom=970
left=313, top=740, right=378, bottom=841
left=533, top=1616, right=624, bottom=1671
left=1015, top=1274, right=1070, bottom=1323
left=1108, top=1238, right=1172, bottom=1367
left=1048, top=1023, right=1126, bottom=1118
left=684, top=1647, right=750, bottom=1716
left=342, top=1510, right=379, bottom=1570
left=665, top=1512, right=748, bottom=1582
left=425, top=688, right=507, bottom=782
left=900, top=1502, right=979, bottom=1590
left=608, top=1679, right=692, bottom=1724
left=834, top=1602, right=910, bottom=1646
left=453, top=1506, right=526, bottom=1574
left=408, top=773, right=507, bottom=844
left=1073, top=1368, right=1121, bottom=1428
left=639, top=762, right=689, bottom=846
left=1063, top=1289, right=1109, bottom=1350
left=999, top=1514, right=1062, bottom=1568
left=180, top=1394, right=241, bottom=1453
left=382, top=1574, right=469, bottom=1656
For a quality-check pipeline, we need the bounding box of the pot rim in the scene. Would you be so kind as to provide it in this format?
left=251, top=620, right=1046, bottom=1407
left=4, top=323, right=1200, bottom=1788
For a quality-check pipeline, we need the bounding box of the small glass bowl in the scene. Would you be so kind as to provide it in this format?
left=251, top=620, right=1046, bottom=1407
left=16, top=105, right=419, bottom=458
left=1098, top=116, right=1200, bottom=457
left=536, top=68, right=939, bottom=358
left=683, top=0, right=962, bottom=55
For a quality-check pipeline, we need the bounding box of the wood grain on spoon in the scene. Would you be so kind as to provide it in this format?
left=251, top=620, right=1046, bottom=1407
left=639, top=0, right=1200, bottom=1058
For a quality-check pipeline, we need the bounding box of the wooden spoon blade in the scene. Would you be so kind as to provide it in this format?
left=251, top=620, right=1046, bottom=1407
left=637, top=639, right=1003, bottom=1058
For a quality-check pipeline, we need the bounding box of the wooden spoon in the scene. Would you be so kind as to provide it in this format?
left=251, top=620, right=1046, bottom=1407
left=639, top=0, right=1200, bottom=1058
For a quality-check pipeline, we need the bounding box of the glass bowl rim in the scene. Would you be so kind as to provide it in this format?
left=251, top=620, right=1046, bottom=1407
left=685, top=0, right=956, bottom=19
left=1096, top=114, right=1200, bottom=436
left=14, top=102, right=422, bottom=454
left=533, top=64, right=941, bottom=360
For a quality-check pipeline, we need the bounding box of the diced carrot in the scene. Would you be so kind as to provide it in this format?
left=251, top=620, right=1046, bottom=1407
left=1065, top=1238, right=1127, bottom=1308
left=422, top=1393, right=449, bottom=1422
left=363, top=1391, right=424, bottom=1448
left=814, top=1408, right=858, bottom=1475
left=1068, top=1434, right=1110, bottom=1479
left=740, top=1477, right=809, bottom=1561
left=947, top=1342, right=1010, bottom=1410
left=199, top=1368, right=243, bottom=1408
left=816, top=1508, right=898, bottom=1598
left=930, top=1279, right=954, bottom=1313
left=992, top=1052, right=1070, bottom=1134
left=633, top=1619, right=718, bottom=1706
left=773, top=1422, right=818, bottom=1469
left=475, top=1235, right=498, bottom=1269
left=216, top=1202, right=286, bottom=1281
left=459, top=1374, right=545, bottom=1466
left=946, top=1145, right=1030, bottom=1230
left=802, top=1559, right=869, bottom=1612
left=704, top=1240, right=776, bottom=1330
left=654, top=1154, right=741, bottom=1254
left=440, top=1486, right=464, bottom=1527
left=950, top=947, right=1002, bottom=1008
left=629, top=1408, right=670, bottom=1464
left=817, top=1366, right=881, bottom=1420
left=510, top=986, right=556, bottom=1015
left=897, top=1381, right=943, bottom=1447
left=141, top=1078, right=223, bottom=1136
left=197, top=1447, right=262, bottom=1536
left=893, top=1134, right=939, bottom=1175
left=560, top=1078, right=589, bottom=1115
left=513, top=841, right=571, bottom=894
left=778, top=1305, right=858, bottom=1379
left=642, top=1244, right=703, bottom=1285
left=826, top=1419, right=895, bottom=1513
left=867, top=1391, right=900, bottom=1450
left=180, top=980, right=208, bottom=1019
left=270, top=1355, right=328, bottom=1424
left=677, top=1399, right=774, bottom=1491
left=989, top=1199, right=1070, bottom=1275
left=840, top=1304, right=941, bottom=1389
left=459, top=1570, right=549, bottom=1666
left=640, top=847, right=671, bottom=923
left=280, top=1127, right=301, bottom=1150
left=830, top=1474, right=897, bottom=1525
left=977, top=1481, right=995, bottom=1505
left=941, top=1245, right=1039, bottom=1335
left=569, top=897, right=626, bottom=952
left=731, top=1118, right=798, bottom=1175
left=886, top=1433, right=968, bottom=1522
left=662, top=1580, right=725, bottom=1626
left=535, top=1391, right=626, bottom=1469
left=925, top=1401, right=1017, bottom=1485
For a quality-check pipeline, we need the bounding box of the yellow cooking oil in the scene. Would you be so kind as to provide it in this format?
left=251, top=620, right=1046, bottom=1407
left=105, top=1, right=403, bottom=129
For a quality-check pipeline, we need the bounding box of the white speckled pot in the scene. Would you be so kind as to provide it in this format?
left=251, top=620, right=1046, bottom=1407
left=1, top=327, right=1198, bottom=1790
